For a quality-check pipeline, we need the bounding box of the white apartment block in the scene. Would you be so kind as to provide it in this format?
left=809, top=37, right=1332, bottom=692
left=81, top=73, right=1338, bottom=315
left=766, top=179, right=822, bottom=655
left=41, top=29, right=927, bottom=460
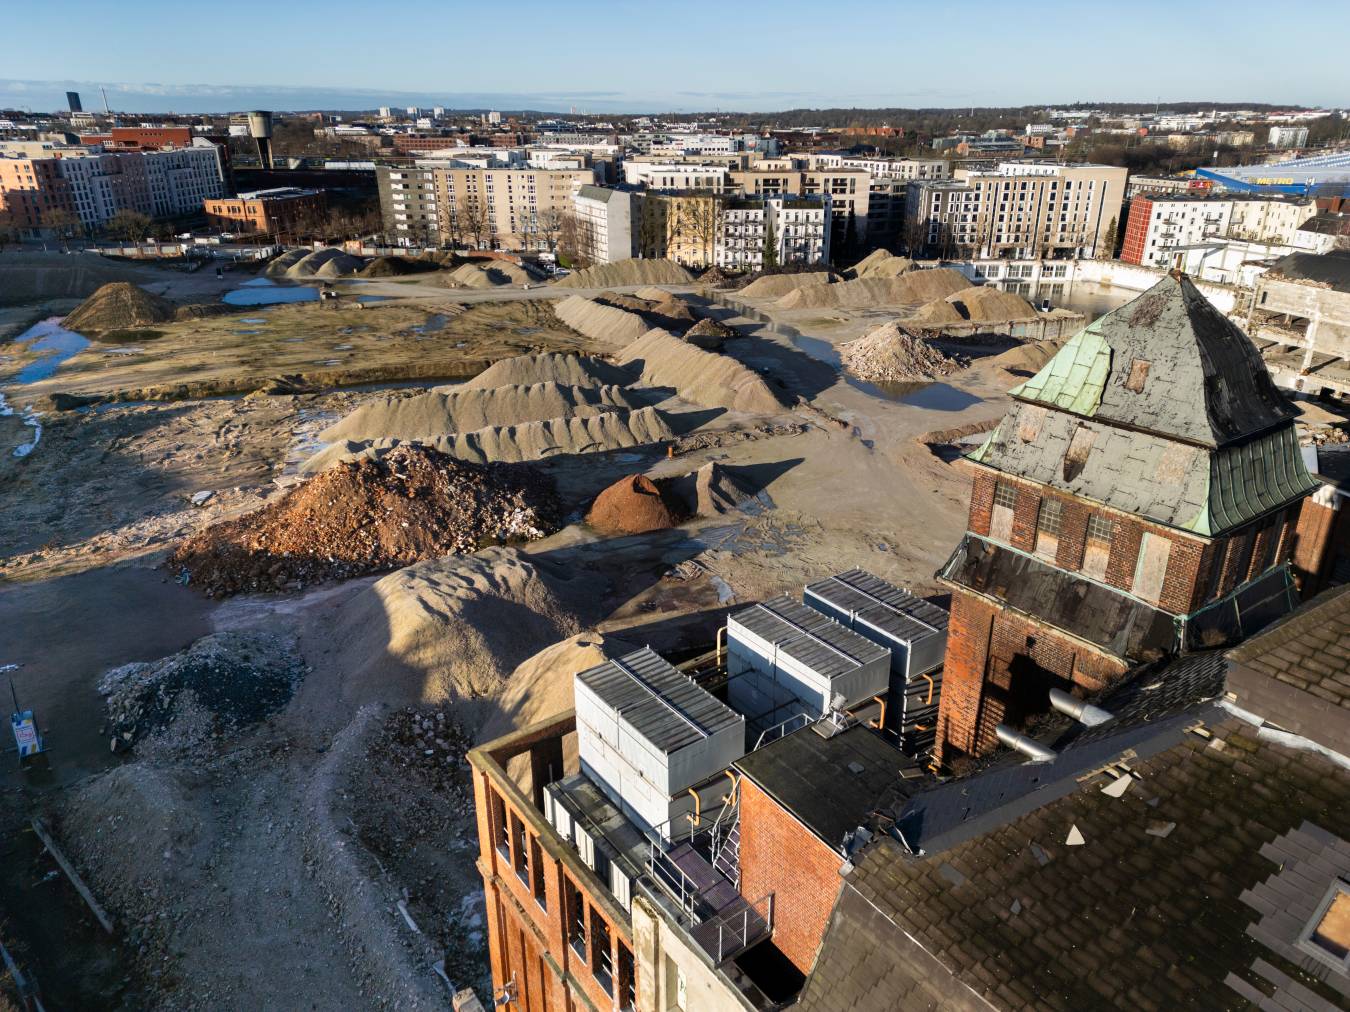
left=1268, top=126, right=1310, bottom=148
left=622, top=161, right=733, bottom=191
left=906, top=163, right=1127, bottom=260
left=1122, top=193, right=1318, bottom=267
left=572, top=184, right=639, bottom=264
left=810, top=154, right=950, bottom=181
left=715, top=195, right=831, bottom=270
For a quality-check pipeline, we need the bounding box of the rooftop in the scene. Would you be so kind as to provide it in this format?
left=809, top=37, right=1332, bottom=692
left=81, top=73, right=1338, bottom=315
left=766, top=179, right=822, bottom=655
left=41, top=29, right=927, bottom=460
left=1266, top=250, right=1350, bottom=293
left=804, top=569, right=949, bottom=646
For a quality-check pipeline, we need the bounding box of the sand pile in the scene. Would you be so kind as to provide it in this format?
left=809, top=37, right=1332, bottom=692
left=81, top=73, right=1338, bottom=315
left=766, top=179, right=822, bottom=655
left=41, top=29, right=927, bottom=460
left=173, top=302, right=235, bottom=322
left=481, top=633, right=618, bottom=740
left=100, top=631, right=303, bottom=752
left=280, top=248, right=366, bottom=278
left=741, top=271, right=834, bottom=298
left=321, top=382, right=642, bottom=442
left=554, top=294, right=652, bottom=346
left=264, top=249, right=310, bottom=276
left=553, top=259, right=694, bottom=288
left=598, top=292, right=696, bottom=330
left=304, top=406, right=675, bottom=472
left=776, top=268, right=969, bottom=310
left=839, top=322, right=964, bottom=382
left=587, top=474, right=683, bottom=535
left=990, top=338, right=1063, bottom=376
left=618, top=329, right=782, bottom=414
left=945, top=286, right=1040, bottom=323
left=62, top=282, right=174, bottom=334
left=318, top=547, right=602, bottom=709
left=906, top=299, right=967, bottom=325
left=314, top=253, right=368, bottom=278
left=445, top=261, right=543, bottom=288
left=359, top=255, right=442, bottom=277
left=848, top=251, right=915, bottom=280
left=170, top=444, right=560, bottom=596
left=693, top=461, right=755, bottom=515
left=684, top=317, right=736, bottom=349
left=461, top=351, right=632, bottom=390
left=634, top=286, right=678, bottom=302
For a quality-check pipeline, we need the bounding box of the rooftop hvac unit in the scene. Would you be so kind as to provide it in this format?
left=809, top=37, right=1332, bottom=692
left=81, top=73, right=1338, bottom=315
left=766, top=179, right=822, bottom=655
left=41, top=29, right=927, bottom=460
left=545, top=783, right=574, bottom=842
left=575, top=823, right=597, bottom=871
left=609, top=862, right=634, bottom=912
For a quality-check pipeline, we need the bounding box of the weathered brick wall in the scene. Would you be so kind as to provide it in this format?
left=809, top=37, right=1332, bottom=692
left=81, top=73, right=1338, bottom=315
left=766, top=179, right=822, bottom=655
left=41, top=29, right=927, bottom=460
left=1291, top=498, right=1337, bottom=595
left=738, top=777, right=843, bottom=976
left=934, top=591, right=996, bottom=762
left=1010, top=485, right=1041, bottom=552
left=968, top=471, right=995, bottom=537
left=1056, top=497, right=1092, bottom=571
left=1103, top=516, right=1144, bottom=591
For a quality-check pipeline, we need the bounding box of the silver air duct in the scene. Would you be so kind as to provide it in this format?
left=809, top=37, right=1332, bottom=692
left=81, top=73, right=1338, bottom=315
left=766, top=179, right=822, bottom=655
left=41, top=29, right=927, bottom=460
left=1048, top=689, right=1114, bottom=727
left=995, top=724, right=1057, bottom=763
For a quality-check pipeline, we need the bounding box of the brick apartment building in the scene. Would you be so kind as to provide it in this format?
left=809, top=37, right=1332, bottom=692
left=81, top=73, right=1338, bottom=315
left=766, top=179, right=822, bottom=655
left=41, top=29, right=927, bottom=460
left=932, top=272, right=1319, bottom=762
left=203, top=186, right=326, bottom=236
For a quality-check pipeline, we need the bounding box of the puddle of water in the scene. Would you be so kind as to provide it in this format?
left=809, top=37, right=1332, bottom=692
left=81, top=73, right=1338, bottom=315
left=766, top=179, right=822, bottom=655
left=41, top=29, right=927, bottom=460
left=333, top=343, right=354, bottom=351
left=223, top=285, right=318, bottom=306
left=0, top=393, right=42, bottom=457
left=240, top=317, right=269, bottom=324
left=234, top=329, right=263, bottom=335
left=865, top=381, right=983, bottom=411
left=356, top=295, right=388, bottom=304
left=10, top=318, right=91, bottom=384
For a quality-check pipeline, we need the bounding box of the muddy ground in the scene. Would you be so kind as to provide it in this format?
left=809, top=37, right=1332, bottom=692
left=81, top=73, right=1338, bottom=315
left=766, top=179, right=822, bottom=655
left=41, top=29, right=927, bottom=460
left=0, top=253, right=1050, bottom=1009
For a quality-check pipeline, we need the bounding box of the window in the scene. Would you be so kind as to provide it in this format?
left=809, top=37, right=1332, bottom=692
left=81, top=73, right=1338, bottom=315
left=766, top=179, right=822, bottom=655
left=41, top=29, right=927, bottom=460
left=1083, top=514, right=1114, bottom=581
left=1035, top=498, right=1063, bottom=561
left=493, top=791, right=510, bottom=861
left=591, top=907, right=613, bottom=994
left=993, top=482, right=1017, bottom=510
left=510, top=814, right=528, bottom=883
left=990, top=481, right=1017, bottom=543
left=1304, top=883, right=1350, bottom=970
left=529, top=835, right=547, bottom=909
left=565, top=877, right=586, bottom=960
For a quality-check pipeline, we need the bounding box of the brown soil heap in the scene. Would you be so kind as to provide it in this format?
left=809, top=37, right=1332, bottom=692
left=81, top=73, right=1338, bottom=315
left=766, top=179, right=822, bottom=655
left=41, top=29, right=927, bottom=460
left=169, top=444, right=560, bottom=596
left=839, top=321, right=965, bottom=382
left=63, top=282, right=175, bottom=334
left=586, top=473, right=683, bottom=535
left=684, top=317, right=736, bottom=348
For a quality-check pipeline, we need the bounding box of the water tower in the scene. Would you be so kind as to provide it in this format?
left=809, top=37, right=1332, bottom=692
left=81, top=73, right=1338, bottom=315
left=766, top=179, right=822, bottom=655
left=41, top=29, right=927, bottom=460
left=247, top=110, right=274, bottom=169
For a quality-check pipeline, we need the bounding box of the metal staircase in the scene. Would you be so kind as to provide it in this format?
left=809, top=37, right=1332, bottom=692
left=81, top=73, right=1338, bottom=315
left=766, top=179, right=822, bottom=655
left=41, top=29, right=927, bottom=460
left=708, top=773, right=742, bottom=890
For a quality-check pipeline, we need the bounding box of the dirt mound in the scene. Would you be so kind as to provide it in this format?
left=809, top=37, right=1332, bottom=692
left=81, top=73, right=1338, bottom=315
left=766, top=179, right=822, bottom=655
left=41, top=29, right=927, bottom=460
left=944, top=285, right=1040, bottom=323
left=694, top=461, right=756, bottom=515
left=304, top=406, right=675, bottom=471
left=359, top=255, right=442, bottom=277
left=313, top=252, right=367, bottom=278
left=264, top=248, right=310, bottom=276
left=321, top=382, right=642, bottom=442
left=554, top=294, right=652, bottom=345
left=777, top=268, right=969, bottom=310
left=597, top=292, right=696, bottom=329
left=172, top=302, right=236, bottom=322
left=699, top=265, right=734, bottom=287
left=100, top=630, right=303, bottom=753
left=318, top=547, right=603, bottom=710
left=989, top=338, right=1063, bottom=377
left=461, top=351, right=632, bottom=390
left=587, top=473, right=683, bottom=535
left=553, top=259, right=694, bottom=288
left=617, top=329, right=782, bottom=414
left=62, top=282, right=174, bottom=334
left=907, top=299, right=967, bottom=325
left=840, top=321, right=965, bottom=382
left=684, top=317, right=736, bottom=349
left=445, top=261, right=543, bottom=288
left=0, top=251, right=164, bottom=305
left=741, top=271, right=834, bottom=298
left=849, top=251, right=915, bottom=280
left=634, top=286, right=678, bottom=302
left=282, top=248, right=365, bottom=279
left=170, top=444, right=560, bottom=596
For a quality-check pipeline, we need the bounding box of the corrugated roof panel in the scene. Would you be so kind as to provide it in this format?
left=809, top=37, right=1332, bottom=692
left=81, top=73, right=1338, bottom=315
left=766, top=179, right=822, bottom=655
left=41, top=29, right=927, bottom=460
left=1009, top=319, right=1111, bottom=415
left=730, top=596, right=890, bottom=680
left=576, top=647, right=742, bottom=755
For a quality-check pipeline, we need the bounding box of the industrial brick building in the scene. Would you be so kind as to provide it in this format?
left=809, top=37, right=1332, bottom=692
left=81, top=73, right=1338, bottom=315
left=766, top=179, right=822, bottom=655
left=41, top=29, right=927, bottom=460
left=933, top=273, right=1319, bottom=762
left=203, top=186, right=326, bottom=236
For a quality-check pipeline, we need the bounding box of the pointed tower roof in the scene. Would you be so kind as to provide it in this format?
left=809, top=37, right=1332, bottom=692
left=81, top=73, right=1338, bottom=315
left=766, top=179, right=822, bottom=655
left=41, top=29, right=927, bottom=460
left=1011, top=273, right=1296, bottom=448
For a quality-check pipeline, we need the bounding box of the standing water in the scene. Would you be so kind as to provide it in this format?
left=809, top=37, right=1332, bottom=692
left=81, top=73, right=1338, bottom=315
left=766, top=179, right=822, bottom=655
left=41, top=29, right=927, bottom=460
left=10, top=318, right=91, bottom=384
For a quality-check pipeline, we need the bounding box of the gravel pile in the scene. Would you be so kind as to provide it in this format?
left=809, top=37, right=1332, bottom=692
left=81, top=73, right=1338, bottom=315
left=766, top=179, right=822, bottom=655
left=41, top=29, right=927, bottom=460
left=99, top=630, right=303, bottom=752
left=554, top=295, right=652, bottom=346
left=587, top=473, right=684, bottom=535
left=169, top=444, right=561, bottom=596
left=63, top=282, right=175, bottom=334
left=552, top=258, right=694, bottom=288
left=839, top=321, right=966, bottom=382
left=684, top=317, right=736, bottom=348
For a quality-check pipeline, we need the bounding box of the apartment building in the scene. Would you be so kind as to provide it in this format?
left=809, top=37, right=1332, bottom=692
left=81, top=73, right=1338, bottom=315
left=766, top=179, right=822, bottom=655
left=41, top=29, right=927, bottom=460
left=622, top=161, right=734, bottom=192
left=1268, top=125, right=1310, bottom=149
left=807, top=154, right=950, bottom=181
left=731, top=165, right=870, bottom=247
left=203, top=186, right=326, bottom=236
left=905, top=163, right=1127, bottom=260
left=572, top=184, right=640, bottom=264
left=1125, top=174, right=1215, bottom=199
left=714, top=195, right=831, bottom=271
left=377, top=164, right=595, bottom=250
left=1122, top=193, right=1318, bottom=267
left=0, top=143, right=226, bottom=235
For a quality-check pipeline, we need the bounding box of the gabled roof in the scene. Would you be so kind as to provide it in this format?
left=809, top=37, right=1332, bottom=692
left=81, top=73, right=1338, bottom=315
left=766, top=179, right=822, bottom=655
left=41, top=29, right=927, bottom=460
left=1009, top=274, right=1297, bottom=448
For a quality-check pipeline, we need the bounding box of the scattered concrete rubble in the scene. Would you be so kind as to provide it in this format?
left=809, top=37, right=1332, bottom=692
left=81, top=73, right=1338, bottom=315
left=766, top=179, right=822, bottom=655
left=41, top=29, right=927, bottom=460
left=99, top=630, right=303, bottom=754
left=170, top=444, right=561, bottom=596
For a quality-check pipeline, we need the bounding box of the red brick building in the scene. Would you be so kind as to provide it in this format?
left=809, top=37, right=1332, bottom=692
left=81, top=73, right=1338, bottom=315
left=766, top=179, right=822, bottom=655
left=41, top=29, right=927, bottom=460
left=934, top=274, right=1320, bottom=763
left=203, top=187, right=326, bottom=236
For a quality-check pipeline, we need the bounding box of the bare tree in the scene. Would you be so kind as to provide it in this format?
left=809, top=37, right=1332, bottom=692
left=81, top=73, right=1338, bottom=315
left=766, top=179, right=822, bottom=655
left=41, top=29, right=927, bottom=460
left=536, top=207, right=564, bottom=255
left=558, top=211, right=594, bottom=268
left=459, top=193, right=489, bottom=250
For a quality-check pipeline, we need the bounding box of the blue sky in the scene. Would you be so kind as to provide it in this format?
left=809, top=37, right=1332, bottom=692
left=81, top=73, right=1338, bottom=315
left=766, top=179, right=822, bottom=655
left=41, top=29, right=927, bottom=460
left=4, top=0, right=1344, bottom=114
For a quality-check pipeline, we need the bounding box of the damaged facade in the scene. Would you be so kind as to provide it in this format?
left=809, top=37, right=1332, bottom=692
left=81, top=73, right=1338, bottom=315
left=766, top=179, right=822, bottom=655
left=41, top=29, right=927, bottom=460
left=936, top=272, right=1319, bottom=762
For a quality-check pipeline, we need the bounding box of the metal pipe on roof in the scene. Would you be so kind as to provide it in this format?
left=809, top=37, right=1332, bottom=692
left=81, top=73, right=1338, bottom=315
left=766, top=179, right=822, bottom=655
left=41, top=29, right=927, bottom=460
left=995, top=724, right=1057, bottom=763
left=1048, top=689, right=1114, bottom=727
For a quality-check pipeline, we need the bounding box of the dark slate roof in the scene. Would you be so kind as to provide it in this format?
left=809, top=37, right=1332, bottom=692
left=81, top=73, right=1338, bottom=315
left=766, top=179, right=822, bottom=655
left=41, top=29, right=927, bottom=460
left=734, top=725, right=923, bottom=853
left=1312, top=444, right=1350, bottom=490
left=575, top=647, right=743, bottom=754
left=937, top=535, right=1178, bottom=661
left=1010, top=274, right=1298, bottom=448
left=1267, top=249, right=1350, bottom=293
left=799, top=722, right=1350, bottom=1012
left=1226, top=583, right=1350, bottom=714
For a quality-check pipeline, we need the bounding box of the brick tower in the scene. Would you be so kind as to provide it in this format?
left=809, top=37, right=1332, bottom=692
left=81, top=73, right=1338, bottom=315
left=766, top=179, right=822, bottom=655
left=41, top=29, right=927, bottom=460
left=934, top=273, right=1319, bottom=763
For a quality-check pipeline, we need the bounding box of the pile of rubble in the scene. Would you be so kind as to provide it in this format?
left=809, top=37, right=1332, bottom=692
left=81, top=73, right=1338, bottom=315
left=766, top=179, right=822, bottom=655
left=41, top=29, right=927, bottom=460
left=839, top=322, right=966, bottom=382
left=99, top=630, right=303, bottom=753
left=169, top=444, right=561, bottom=596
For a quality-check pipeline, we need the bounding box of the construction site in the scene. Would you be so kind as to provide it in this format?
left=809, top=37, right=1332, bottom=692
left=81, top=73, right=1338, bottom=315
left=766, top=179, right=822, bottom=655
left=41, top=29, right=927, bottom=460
left=1, top=245, right=1347, bottom=1011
